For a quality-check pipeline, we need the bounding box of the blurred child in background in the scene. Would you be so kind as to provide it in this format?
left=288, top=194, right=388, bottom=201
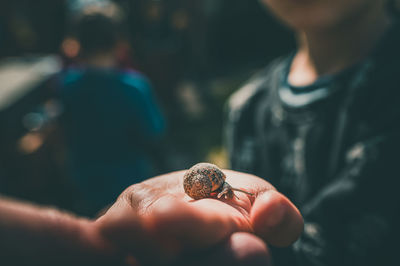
left=226, top=0, right=400, bottom=265
left=59, top=12, right=166, bottom=215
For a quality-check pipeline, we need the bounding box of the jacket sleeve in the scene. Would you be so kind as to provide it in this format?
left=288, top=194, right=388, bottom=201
left=225, top=64, right=277, bottom=175
left=272, top=131, right=400, bottom=266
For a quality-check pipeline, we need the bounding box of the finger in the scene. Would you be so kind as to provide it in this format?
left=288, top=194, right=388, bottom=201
left=250, top=190, right=303, bottom=247
left=174, top=232, right=271, bottom=266
left=143, top=196, right=253, bottom=253
left=104, top=197, right=243, bottom=265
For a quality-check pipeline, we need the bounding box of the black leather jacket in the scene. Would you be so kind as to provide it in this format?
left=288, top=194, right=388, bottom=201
left=226, top=23, right=400, bottom=266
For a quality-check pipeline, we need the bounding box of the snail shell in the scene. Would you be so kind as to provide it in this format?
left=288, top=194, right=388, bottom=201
left=183, top=162, right=254, bottom=200
left=183, top=163, right=226, bottom=200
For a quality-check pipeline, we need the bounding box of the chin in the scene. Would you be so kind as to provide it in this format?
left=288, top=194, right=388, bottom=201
left=287, top=19, right=339, bottom=32
left=271, top=5, right=353, bottom=32
left=264, top=0, right=383, bottom=32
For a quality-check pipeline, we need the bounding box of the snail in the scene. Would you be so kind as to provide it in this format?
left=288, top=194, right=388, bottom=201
left=183, top=162, right=254, bottom=200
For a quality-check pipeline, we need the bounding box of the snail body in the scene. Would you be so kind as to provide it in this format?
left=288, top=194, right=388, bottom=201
left=183, top=163, right=253, bottom=200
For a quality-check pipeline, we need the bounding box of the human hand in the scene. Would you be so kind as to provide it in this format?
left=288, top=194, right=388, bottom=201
left=95, top=170, right=303, bottom=265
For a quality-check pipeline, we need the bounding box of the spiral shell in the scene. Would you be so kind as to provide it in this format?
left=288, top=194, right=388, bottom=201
left=183, top=163, right=226, bottom=200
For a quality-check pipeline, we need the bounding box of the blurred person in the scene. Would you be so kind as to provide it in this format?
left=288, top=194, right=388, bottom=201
left=62, top=0, right=135, bottom=69
left=226, top=0, right=400, bottom=265
left=58, top=13, right=166, bottom=215
left=0, top=170, right=303, bottom=265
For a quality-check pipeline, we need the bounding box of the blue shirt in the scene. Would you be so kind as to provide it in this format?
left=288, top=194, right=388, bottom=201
left=59, top=67, right=165, bottom=211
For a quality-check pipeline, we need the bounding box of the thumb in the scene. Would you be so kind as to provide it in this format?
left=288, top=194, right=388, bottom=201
left=250, top=190, right=303, bottom=247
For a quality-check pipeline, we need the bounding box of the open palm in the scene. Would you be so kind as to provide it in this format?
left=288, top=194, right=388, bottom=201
left=96, top=169, right=303, bottom=265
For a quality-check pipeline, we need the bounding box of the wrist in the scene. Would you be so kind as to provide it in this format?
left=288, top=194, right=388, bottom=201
left=75, top=218, right=124, bottom=265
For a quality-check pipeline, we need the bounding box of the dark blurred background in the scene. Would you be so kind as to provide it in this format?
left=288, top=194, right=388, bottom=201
left=0, top=0, right=294, bottom=216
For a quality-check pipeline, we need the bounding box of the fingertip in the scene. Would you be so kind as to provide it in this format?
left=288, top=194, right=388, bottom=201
left=175, top=232, right=271, bottom=266
left=251, top=190, right=303, bottom=247
left=229, top=232, right=271, bottom=265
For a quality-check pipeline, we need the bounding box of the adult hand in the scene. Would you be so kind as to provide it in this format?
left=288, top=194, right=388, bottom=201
left=95, top=170, right=303, bottom=265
